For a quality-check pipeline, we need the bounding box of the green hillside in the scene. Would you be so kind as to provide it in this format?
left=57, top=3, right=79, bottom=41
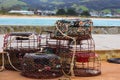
left=0, top=0, right=26, bottom=9
left=0, top=0, right=120, bottom=12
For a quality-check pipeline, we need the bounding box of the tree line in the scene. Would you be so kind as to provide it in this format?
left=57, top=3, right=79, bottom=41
left=56, top=8, right=91, bottom=16
left=0, top=6, right=91, bottom=16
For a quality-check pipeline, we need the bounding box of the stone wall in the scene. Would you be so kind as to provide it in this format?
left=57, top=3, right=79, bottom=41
left=0, top=26, right=54, bottom=34
left=93, top=26, right=120, bottom=34
left=0, top=26, right=120, bottom=34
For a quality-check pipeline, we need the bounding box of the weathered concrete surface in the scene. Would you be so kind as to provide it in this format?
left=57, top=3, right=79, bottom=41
left=0, top=61, right=120, bottom=80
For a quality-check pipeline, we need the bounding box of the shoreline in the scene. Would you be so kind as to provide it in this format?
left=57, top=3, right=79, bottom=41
left=0, top=14, right=120, bottom=20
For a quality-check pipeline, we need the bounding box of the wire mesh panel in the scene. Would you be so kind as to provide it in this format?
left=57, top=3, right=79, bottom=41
left=61, top=38, right=101, bottom=77
left=4, top=32, right=40, bottom=52
left=74, top=52, right=101, bottom=77
left=3, top=32, right=40, bottom=70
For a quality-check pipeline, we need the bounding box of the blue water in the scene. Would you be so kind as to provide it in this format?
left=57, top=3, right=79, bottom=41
left=0, top=18, right=59, bottom=26
left=0, top=17, right=120, bottom=26
left=92, top=19, right=120, bottom=26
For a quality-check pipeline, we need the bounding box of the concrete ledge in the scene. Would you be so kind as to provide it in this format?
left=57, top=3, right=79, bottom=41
left=95, top=49, right=120, bottom=60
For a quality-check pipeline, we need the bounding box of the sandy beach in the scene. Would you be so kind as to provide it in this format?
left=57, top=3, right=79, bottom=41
left=0, top=15, right=120, bottom=20
left=0, top=15, right=77, bottom=19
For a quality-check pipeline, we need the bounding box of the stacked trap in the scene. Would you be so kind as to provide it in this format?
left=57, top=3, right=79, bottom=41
left=2, top=18, right=101, bottom=79
left=48, top=19, right=101, bottom=77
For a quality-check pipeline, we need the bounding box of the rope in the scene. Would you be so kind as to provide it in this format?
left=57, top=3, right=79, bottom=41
left=0, top=34, right=35, bottom=72
left=6, top=53, right=21, bottom=71
left=56, top=24, right=77, bottom=77
left=0, top=53, right=5, bottom=72
left=56, top=19, right=93, bottom=76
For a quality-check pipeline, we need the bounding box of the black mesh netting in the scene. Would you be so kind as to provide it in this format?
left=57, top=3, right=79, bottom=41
left=5, top=52, right=24, bottom=70
left=21, top=53, right=63, bottom=79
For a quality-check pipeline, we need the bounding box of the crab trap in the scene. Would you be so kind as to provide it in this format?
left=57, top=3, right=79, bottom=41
left=21, top=53, right=62, bottom=79
left=1, top=19, right=101, bottom=79
left=42, top=19, right=101, bottom=77
left=3, top=32, right=40, bottom=70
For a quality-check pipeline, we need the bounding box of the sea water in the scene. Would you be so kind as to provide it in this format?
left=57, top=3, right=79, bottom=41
left=0, top=17, right=120, bottom=26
